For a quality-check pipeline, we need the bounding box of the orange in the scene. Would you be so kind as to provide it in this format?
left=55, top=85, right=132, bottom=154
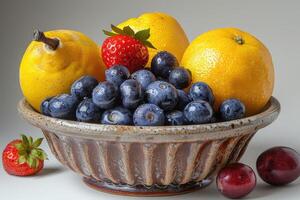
left=181, top=28, right=274, bottom=115
left=117, top=12, right=189, bottom=67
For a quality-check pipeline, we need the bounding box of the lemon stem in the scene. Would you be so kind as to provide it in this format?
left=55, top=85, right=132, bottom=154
left=33, top=29, right=59, bottom=50
left=234, top=35, right=245, bottom=45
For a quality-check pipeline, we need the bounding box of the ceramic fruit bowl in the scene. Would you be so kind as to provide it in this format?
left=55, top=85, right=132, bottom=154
left=18, top=97, right=280, bottom=196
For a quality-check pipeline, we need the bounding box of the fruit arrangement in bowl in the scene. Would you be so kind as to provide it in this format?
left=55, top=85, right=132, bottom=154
left=15, top=12, right=287, bottom=197
left=39, top=54, right=247, bottom=126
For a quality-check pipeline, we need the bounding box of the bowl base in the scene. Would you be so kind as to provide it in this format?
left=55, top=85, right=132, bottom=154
left=83, top=177, right=212, bottom=197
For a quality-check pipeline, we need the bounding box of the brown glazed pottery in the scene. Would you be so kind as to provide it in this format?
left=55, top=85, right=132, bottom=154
left=18, top=97, right=280, bottom=196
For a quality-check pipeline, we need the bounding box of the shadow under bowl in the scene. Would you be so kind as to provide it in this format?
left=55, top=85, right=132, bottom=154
left=17, top=97, right=280, bottom=196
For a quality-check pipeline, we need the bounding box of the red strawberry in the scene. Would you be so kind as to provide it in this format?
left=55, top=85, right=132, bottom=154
left=2, top=135, right=47, bottom=176
left=102, top=24, right=156, bottom=73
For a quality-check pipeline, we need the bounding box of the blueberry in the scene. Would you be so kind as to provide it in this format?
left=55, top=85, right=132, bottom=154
left=49, top=94, right=79, bottom=119
left=76, top=98, right=102, bottom=122
left=71, top=76, right=98, bottom=100
left=120, top=79, right=143, bottom=109
left=189, top=82, right=214, bottom=105
left=131, top=69, right=156, bottom=91
left=184, top=100, right=213, bottom=124
left=151, top=51, right=179, bottom=79
left=40, top=97, right=53, bottom=116
left=101, top=107, right=132, bottom=125
left=92, top=81, right=118, bottom=109
left=105, top=65, right=130, bottom=88
left=220, top=99, right=246, bottom=121
left=133, top=103, right=165, bottom=126
left=168, top=67, right=191, bottom=89
left=176, top=89, right=191, bottom=110
left=165, top=110, right=187, bottom=125
left=146, top=81, right=178, bottom=111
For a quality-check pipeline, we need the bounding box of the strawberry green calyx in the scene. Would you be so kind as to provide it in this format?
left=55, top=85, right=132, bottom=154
left=14, top=134, right=48, bottom=168
left=103, top=24, right=156, bottom=49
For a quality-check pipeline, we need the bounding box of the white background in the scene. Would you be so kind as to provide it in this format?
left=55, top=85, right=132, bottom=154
left=0, top=0, right=299, bottom=199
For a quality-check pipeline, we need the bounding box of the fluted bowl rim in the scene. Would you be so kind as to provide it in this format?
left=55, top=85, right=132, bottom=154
left=17, top=97, right=280, bottom=142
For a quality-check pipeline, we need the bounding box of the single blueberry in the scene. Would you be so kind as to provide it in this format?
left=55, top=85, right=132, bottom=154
left=168, top=67, right=191, bottom=89
left=189, top=82, right=214, bottom=105
left=176, top=89, right=191, bottom=110
left=40, top=97, right=53, bottom=116
left=184, top=100, right=213, bottom=124
left=76, top=98, right=102, bottom=122
left=151, top=51, right=179, bottom=79
left=101, top=106, right=133, bottom=125
left=120, top=79, right=143, bottom=109
left=165, top=110, right=187, bottom=125
left=219, top=99, right=246, bottom=121
left=49, top=94, right=79, bottom=119
left=71, top=76, right=98, bottom=100
left=92, top=81, right=118, bottom=109
left=133, top=103, right=165, bottom=126
left=146, top=81, right=178, bottom=111
left=131, top=69, right=156, bottom=91
left=105, top=65, right=130, bottom=88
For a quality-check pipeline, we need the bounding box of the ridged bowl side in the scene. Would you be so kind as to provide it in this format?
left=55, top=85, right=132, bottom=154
left=43, top=129, right=255, bottom=186
left=17, top=97, right=280, bottom=195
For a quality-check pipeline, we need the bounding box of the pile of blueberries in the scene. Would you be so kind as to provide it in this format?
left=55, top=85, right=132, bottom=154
left=41, top=51, right=246, bottom=126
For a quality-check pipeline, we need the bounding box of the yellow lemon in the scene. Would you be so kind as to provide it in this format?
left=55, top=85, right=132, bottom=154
left=117, top=12, right=189, bottom=67
left=181, top=28, right=274, bottom=115
left=20, top=30, right=105, bottom=112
